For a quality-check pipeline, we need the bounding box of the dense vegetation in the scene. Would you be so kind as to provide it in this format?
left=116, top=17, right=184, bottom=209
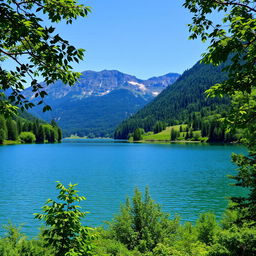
left=1, top=183, right=255, bottom=256
left=0, top=0, right=89, bottom=117
left=130, top=118, right=238, bottom=143
left=0, top=114, right=62, bottom=145
left=114, top=62, right=230, bottom=141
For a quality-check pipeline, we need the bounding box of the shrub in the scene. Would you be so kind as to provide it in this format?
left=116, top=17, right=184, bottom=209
left=0, top=224, right=53, bottom=256
left=196, top=213, right=218, bottom=245
left=35, top=182, right=96, bottom=256
left=109, top=187, right=179, bottom=253
left=19, top=132, right=36, bottom=143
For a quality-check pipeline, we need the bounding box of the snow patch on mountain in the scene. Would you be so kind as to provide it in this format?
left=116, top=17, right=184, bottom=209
left=128, top=81, right=147, bottom=91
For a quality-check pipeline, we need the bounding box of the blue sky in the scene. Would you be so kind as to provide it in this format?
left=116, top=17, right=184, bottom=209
left=51, top=0, right=208, bottom=79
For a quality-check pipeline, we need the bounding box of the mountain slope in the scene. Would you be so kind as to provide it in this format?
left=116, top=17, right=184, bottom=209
left=114, top=62, right=230, bottom=139
left=25, top=70, right=180, bottom=137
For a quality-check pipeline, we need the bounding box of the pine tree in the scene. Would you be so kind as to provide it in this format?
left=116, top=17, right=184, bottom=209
left=6, top=119, right=18, bottom=141
left=16, top=119, right=22, bottom=134
left=188, top=128, right=193, bottom=139
left=0, top=115, right=7, bottom=140
left=170, top=129, right=178, bottom=141
left=47, top=129, right=56, bottom=143
left=133, top=128, right=142, bottom=141
left=51, top=119, right=58, bottom=127
left=36, top=125, right=45, bottom=143
left=57, top=128, right=62, bottom=142
left=22, top=122, right=29, bottom=132
left=0, top=129, right=6, bottom=144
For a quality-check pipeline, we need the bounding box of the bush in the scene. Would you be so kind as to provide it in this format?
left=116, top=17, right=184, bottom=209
left=19, top=132, right=36, bottom=143
left=0, top=224, right=53, bottom=256
left=196, top=213, right=218, bottom=245
left=35, top=182, right=96, bottom=256
left=93, top=237, right=142, bottom=256
left=209, top=226, right=256, bottom=256
left=109, top=187, right=179, bottom=253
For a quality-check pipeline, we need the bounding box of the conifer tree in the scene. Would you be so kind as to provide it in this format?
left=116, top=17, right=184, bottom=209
left=48, top=129, right=56, bottom=143
left=0, top=115, right=7, bottom=140
left=0, top=129, right=6, bottom=144
left=16, top=119, right=22, bottom=135
left=133, top=128, right=142, bottom=141
left=6, top=119, right=18, bottom=141
left=57, top=128, right=62, bottom=142
left=36, top=125, right=45, bottom=143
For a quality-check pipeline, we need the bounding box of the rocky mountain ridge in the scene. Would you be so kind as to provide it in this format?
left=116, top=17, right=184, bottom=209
left=24, top=70, right=180, bottom=137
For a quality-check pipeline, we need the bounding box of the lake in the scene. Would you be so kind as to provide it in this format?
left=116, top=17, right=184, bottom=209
left=0, top=140, right=245, bottom=237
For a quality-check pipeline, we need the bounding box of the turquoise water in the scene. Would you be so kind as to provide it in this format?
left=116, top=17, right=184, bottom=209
left=0, top=140, right=245, bottom=236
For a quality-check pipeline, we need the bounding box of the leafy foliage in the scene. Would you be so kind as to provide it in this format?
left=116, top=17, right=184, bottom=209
left=184, top=0, right=256, bottom=227
left=35, top=182, right=95, bottom=256
left=109, top=187, right=179, bottom=253
left=0, top=223, right=53, bottom=256
left=0, top=0, right=90, bottom=116
left=19, top=131, right=36, bottom=143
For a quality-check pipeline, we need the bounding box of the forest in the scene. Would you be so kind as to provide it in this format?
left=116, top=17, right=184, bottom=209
left=0, top=113, right=62, bottom=144
left=114, top=62, right=231, bottom=141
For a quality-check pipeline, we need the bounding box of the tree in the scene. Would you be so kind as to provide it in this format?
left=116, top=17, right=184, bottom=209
left=34, top=182, right=95, bottom=256
left=51, top=119, right=58, bottom=127
left=184, top=0, right=256, bottom=224
left=0, top=129, right=6, bottom=144
left=196, top=213, right=218, bottom=245
left=133, top=128, right=142, bottom=141
left=0, top=115, right=7, bottom=140
left=0, top=0, right=90, bottom=117
left=16, top=119, right=22, bottom=134
left=19, top=131, right=36, bottom=143
left=109, top=187, right=179, bottom=253
left=6, top=119, right=18, bottom=141
left=153, top=121, right=166, bottom=134
left=36, top=125, right=45, bottom=143
left=48, top=129, right=56, bottom=143
left=57, top=127, right=62, bottom=142
left=170, top=128, right=178, bottom=141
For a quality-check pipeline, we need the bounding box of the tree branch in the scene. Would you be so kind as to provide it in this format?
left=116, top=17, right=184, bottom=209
left=214, top=0, right=256, bottom=13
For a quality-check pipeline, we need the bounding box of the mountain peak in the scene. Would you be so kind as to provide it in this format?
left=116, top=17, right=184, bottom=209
left=25, top=70, right=180, bottom=137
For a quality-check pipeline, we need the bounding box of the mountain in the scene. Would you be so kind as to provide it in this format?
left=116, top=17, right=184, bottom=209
left=114, top=62, right=230, bottom=139
left=24, top=70, right=180, bottom=137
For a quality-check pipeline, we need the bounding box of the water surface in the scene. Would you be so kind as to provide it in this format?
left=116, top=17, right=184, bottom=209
left=0, top=140, right=245, bottom=236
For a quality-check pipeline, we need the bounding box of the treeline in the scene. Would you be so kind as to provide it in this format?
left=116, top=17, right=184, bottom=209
left=1, top=183, right=255, bottom=256
left=129, top=111, right=238, bottom=143
left=114, top=62, right=231, bottom=140
left=0, top=115, right=62, bottom=144
left=183, top=112, right=237, bottom=142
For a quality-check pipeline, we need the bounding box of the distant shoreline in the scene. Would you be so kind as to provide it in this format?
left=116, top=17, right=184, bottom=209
left=64, top=136, right=112, bottom=140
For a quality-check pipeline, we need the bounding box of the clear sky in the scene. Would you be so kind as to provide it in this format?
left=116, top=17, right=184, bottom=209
left=51, top=0, right=208, bottom=79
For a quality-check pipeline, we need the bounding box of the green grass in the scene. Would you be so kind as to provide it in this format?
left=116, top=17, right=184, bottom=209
left=142, top=125, right=203, bottom=142
left=2, top=140, right=21, bottom=145
left=143, top=125, right=184, bottom=141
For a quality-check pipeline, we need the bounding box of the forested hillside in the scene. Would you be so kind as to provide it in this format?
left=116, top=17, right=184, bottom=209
left=0, top=112, right=62, bottom=144
left=114, top=62, right=230, bottom=140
